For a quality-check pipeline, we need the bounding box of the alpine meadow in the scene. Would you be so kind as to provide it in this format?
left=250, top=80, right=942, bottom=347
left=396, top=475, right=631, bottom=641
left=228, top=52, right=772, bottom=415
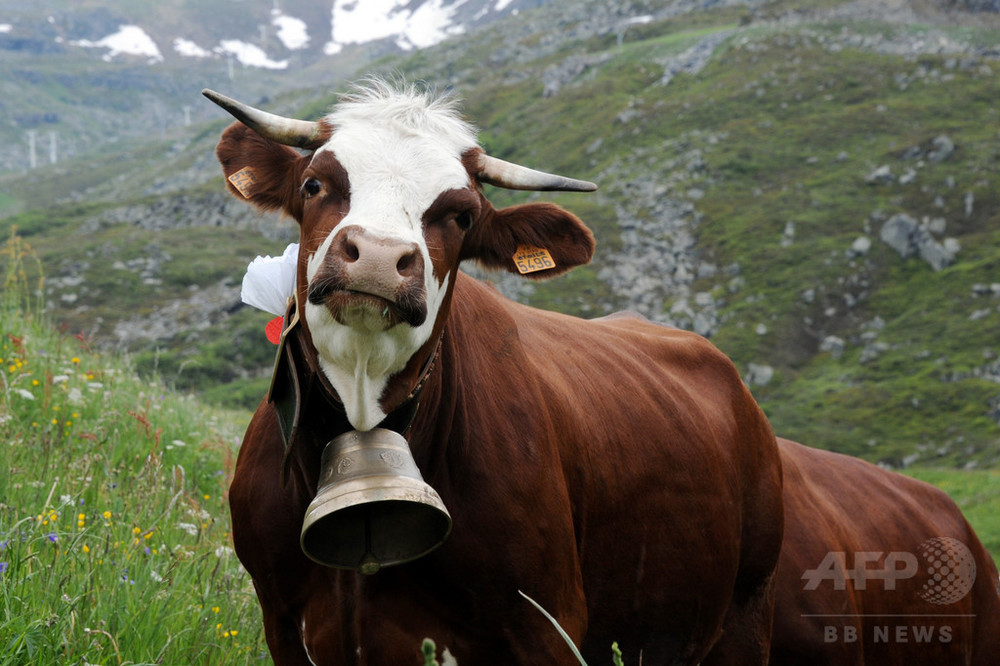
left=2, top=0, right=1000, bottom=663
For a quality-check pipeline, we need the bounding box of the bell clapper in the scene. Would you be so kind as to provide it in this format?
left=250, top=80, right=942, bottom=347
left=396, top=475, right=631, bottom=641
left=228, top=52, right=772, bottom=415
left=359, top=506, right=381, bottom=575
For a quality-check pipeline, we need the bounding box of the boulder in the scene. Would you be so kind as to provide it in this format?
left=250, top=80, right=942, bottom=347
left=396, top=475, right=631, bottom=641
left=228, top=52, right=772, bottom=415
left=879, top=213, right=957, bottom=270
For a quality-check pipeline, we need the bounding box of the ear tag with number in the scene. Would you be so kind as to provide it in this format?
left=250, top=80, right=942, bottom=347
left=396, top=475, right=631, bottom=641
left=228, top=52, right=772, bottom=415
left=228, top=167, right=259, bottom=198
left=513, top=245, right=556, bottom=274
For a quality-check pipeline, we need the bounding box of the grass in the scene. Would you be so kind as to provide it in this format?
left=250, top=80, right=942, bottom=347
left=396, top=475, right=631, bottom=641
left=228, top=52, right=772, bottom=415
left=905, top=468, right=1000, bottom=561
left=0, top=231, right=267, bottom=664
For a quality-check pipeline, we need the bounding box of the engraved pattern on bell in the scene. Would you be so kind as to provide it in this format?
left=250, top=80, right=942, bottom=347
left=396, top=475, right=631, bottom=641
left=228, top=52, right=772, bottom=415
left=336, top=455, right=355, bottom=475
left=379, top=450, right=404, bottom=469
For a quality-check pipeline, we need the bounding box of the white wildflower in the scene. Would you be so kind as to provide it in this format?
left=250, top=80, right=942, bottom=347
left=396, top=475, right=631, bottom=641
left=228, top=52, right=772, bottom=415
left=178, top=522, right=199, bottom=536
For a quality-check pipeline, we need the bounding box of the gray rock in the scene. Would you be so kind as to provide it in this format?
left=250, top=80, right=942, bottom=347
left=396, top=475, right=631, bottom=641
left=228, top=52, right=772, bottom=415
left=866, top=164, right=894, bottom=185
left=848, top=235, right=872, bottom=257
left=880, top=213, right=919, bottom=257
left=879, top=213, right=957, bottom=270
left=917, top=230, right=956, bottom=271
left=928, top=135, right=955, bottom=163
left=745, top=363, right=774, bottom=387
left=820, top=335, right=845, bottom=358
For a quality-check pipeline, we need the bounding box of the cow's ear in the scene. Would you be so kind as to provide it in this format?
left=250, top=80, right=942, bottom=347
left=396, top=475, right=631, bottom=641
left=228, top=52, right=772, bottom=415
left=461, top=201, right=595, bottom=279
left=215, top=122, right=307, bottom=221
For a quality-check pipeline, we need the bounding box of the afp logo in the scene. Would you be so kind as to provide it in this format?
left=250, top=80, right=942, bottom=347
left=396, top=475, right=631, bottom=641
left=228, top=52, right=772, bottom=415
left=916, top=537, right=977, bottom=604
left=802, top=537, right=977, bottom=604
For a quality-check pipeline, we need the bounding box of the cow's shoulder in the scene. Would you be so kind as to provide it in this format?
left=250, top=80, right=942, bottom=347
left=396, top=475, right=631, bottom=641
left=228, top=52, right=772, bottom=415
left=231, top=401, right=313, bottom=576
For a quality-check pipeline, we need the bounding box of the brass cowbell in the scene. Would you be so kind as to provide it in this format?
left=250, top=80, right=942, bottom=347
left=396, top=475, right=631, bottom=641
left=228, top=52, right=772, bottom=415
left=300, top=428, right=452, bottom=574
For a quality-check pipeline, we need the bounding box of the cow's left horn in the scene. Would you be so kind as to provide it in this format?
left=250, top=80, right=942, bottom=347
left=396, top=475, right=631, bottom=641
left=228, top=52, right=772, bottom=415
left=476, top=152, right=597, bottom=192
left=202, top=88, right=330, bottom=150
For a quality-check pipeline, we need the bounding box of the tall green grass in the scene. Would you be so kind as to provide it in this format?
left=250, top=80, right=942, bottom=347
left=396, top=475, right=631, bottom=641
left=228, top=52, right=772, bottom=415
left=0, top=231, right=266, bottom=664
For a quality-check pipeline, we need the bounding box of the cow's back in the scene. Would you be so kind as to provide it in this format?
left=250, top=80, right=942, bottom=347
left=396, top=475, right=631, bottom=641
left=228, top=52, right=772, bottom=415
left=772, top=438, right=1000, bottom=665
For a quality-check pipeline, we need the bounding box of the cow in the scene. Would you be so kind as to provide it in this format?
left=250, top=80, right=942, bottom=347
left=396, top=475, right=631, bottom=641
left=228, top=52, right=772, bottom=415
left=206, top=78, right=784, bottom=665
left=771, top=437, right=1000, bottom=665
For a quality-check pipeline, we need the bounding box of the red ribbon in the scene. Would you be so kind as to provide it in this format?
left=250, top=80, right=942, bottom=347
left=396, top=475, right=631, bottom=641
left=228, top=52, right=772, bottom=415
left=265, top=316, right=284, bottom=345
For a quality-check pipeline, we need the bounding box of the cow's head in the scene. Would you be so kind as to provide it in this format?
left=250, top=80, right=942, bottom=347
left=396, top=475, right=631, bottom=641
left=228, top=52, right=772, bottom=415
left=207, top=79, right=595, bottom=430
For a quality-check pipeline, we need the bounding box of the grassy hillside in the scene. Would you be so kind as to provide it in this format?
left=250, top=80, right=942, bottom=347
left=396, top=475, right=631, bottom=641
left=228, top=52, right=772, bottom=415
left=0, top=233, right=267, bottom=663
left=0, top=0, right=998, bottom=472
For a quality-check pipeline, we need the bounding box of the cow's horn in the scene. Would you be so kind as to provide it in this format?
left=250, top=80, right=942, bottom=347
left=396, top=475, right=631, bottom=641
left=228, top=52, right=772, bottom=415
left=202, top=88, right=329, bottom=150
left=476, top=152, right=597, bottom=192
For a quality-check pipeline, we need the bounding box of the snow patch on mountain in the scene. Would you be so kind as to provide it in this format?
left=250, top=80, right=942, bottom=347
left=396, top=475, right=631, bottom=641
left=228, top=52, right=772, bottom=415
left=324, top=0, right=465, bottom=54
left=217, top=39, right=288, bottom=69
left=173, top=38, right=211, bottom=58
left=272, top=10, right=309, bottom=50
left=29, top=0, right=530, bottom=69
left=71, top=24, right=163, bottom=63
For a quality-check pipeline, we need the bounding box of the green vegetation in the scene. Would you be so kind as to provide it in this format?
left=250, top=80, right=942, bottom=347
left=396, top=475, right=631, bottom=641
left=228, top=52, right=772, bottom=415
left=906, top=468, right=1000, bottom=560
left=0, top=233, right=266, bottom=663
left=2, top=2, right=998, bottom=471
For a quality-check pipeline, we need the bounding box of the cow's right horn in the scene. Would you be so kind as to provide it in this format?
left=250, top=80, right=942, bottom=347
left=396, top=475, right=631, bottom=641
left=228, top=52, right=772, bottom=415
left=300, top=428, right=452, bottom=574
left=476, top=152, right=597, bottom=192
left=202, top=89, right=330, bottom=150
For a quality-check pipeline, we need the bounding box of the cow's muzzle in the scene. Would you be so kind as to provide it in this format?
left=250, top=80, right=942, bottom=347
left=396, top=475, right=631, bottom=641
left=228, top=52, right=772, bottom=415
left=308, top=226, right=427, bottom=329
left=300, top=428, right=452, bottom=574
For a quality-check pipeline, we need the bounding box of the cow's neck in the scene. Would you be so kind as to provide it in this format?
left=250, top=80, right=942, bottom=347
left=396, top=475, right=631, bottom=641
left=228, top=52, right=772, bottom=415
left=303, top=274, right=452, bottom=431
left=268, top=300, right=440, bottom=488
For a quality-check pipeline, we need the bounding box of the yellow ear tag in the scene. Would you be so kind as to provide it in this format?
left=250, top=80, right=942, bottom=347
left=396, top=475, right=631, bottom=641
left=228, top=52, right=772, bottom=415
left=228, top=167, right=259, bottom=198
left=513, top=245, right=556, bottom=274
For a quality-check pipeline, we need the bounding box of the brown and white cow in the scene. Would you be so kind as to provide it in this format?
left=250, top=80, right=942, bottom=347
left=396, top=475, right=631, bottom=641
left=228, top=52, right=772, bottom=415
left=208, top=78, right=784, bottom=665
left=771, top=438, right=1000, bottom=665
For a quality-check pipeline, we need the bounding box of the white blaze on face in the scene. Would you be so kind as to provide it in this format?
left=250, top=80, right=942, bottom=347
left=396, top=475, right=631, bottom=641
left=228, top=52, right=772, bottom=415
left=303, top=85, right=477, bottom=430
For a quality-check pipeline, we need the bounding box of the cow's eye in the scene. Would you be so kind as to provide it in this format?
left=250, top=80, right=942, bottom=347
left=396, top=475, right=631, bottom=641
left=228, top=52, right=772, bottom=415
left=302, top=178, right=322, bottom=198
left=456, top=210, right=473, bottom=230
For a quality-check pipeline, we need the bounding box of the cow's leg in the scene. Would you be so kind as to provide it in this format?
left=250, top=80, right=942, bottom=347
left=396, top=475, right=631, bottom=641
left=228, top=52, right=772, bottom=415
left=700, top=573, right=776, bottom=665
left=257, top=599, right=320, bottom=666
left=702, top=450, right=783, bottom=666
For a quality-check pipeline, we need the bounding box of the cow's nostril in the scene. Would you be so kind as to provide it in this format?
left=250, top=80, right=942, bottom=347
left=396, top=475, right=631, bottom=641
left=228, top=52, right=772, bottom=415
left=396, top=252, right=417, bottom=275
left=344, top=240, right=360, bottom=262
